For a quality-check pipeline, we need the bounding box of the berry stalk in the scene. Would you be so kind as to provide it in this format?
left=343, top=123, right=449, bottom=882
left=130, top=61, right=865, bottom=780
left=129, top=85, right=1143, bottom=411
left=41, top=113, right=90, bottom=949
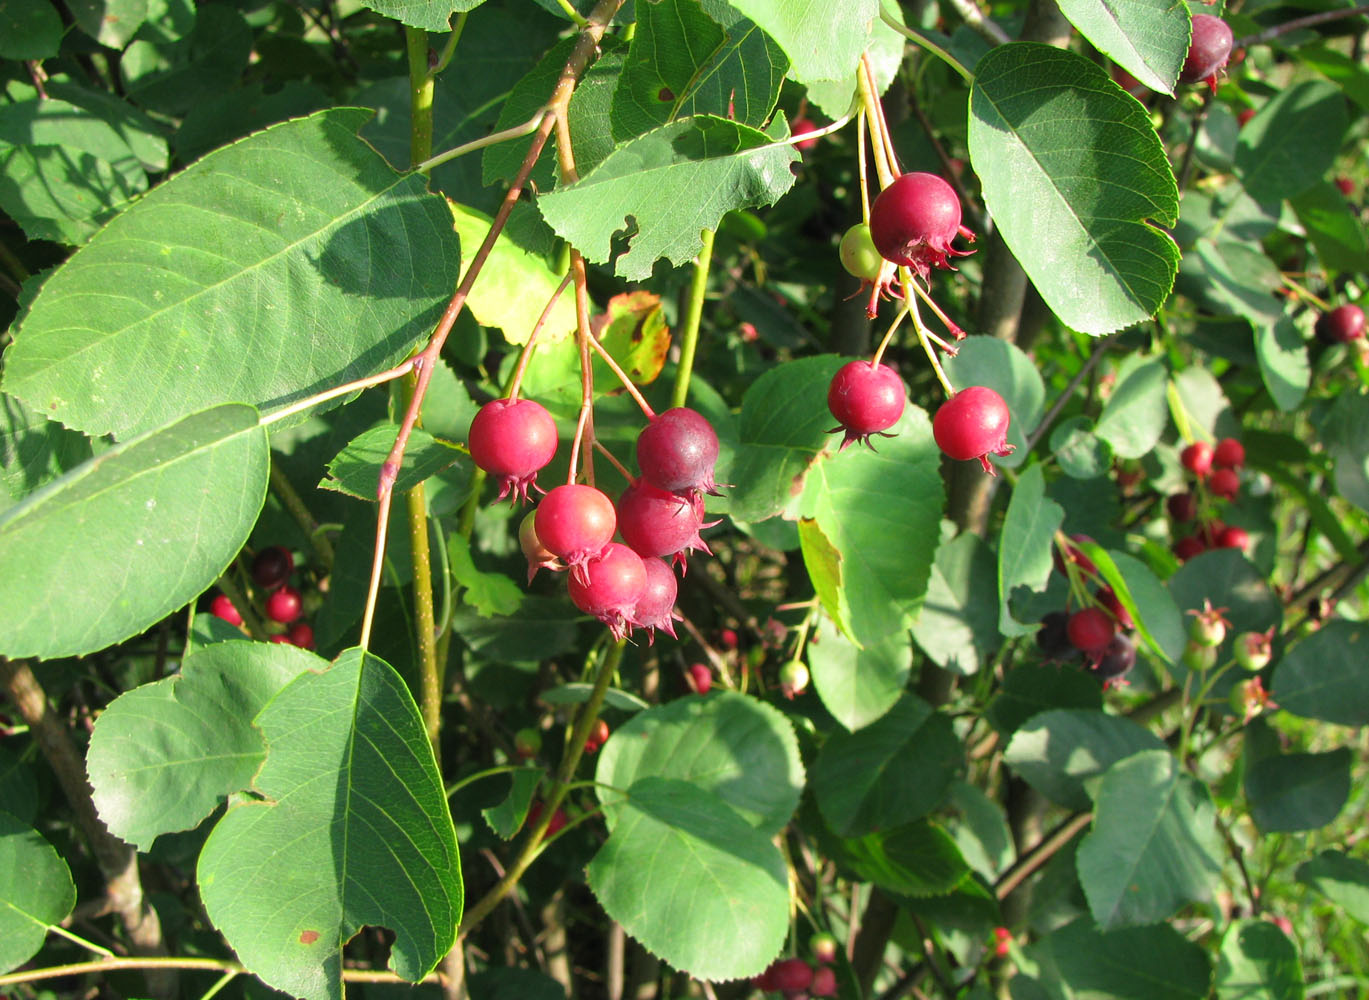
left=671, top=227, right=715, bottom=410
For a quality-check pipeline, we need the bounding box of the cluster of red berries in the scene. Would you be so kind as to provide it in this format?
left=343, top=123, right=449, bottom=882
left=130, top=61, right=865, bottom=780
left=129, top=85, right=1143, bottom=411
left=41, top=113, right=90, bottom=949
left=209, top=545, right=315, bottom=648
left=470, top=399, right=720, bottom=641
left=1036, top=537, right=1136, bottom=687
left=753, top=933, right=839, bottom=998
left=1169, top=438, right=1249, bottom=561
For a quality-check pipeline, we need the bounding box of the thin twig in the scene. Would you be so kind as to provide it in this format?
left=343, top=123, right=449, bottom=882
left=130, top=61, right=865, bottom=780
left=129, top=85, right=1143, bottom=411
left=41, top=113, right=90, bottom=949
left=994, top=811, right=1092, bottom=899
left=1235, top=5, right=1369, bottom=49
left=1022, top=335, right=1116, bottom=453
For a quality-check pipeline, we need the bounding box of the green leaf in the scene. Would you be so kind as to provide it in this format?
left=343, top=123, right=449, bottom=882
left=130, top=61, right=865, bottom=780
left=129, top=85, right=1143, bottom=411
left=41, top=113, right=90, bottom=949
left=0, top=0, right=64, bottom=59
left=481, top=768, right=543, bottom=840
left=969, top=43, right=1179, bottom=335
left=357, top=0, right=481, bottom=32
left=986, top=664, right=1102, bottom=737
left=947, top=781, right=1014, bottom=880
left=911, top=530, right=1000, bottom=675
left=942, top=337, right=1045, bottom=469
left=812, top=694, right=961, bottom=837
left=1271, top=621, right=1368, bottom=725
left=1076, top=750, right=1223, bottom=929
left=586, top=777, right=788, bottom=982
left=808, top=615, right=912, bottom=731
left=1245, top=748, right=1352, bottom=834
left=537, top=114, right=798, bottom=280
left=593, top=290, right=672, bottom=387
left=539, top=682, right=650, bottom=712
left=87, top=641, right=317, bottom=851
left=1004, top=708, right=1165, bottom=810
left=1216, top=920, right=1304, bottom=1000
left=998, top=463, right=1064, bottom=637
left=594, top=691, right=803, bottom=836
left=723, top=0, right=875, bottom=89
left=0, top=140, right=145, bottom=245
left=0, top=747, right=39, bottom=823
left=1045, top=917, right=1212, bottom=1000
left=842, top=820, right=971, bottom=898
left=803, top=0, right=905, bottom=119
left=1235, top=81, right=1348, bottom=204
left=0, top=391, right=93, bottom=507
left=0, top=812, right=75, bottom=974
left=1055, top=0, right=1188, bottom=94
left=1094, top=358, right=1169, bottom=459
left=611, top=0, right=786, bottom=139
left=3, top=108, right=460, bottom=440
left=1071, top=542, right=1183, bottom=666
left=0, top=404, right=268, bottom=660
left=119, top=5, right=252, bottom=116
left=798, top=405, right=944, bottom=647
left=1255, top=316, right=1310, bottom=412
left=724, top=355, right=846, bottom=523
left=1188, top=238, right=1283, bottom=323
left=1297, top=851, right=1369, bottom=925
left=1292, top=181, right=1369, bottom=274
left=1050, top=415, right=1112, bottom=479
left=1323, top=391, right=1369, bottom=514
left=68, top=0, right=146, bottom=47
left=197, top=649, right=462, bottom=1000
left=798, top=520, right=853, bottom=638
left=321, top=423, right=465, bottom=502
left=447, top=532, right=522, bottom=618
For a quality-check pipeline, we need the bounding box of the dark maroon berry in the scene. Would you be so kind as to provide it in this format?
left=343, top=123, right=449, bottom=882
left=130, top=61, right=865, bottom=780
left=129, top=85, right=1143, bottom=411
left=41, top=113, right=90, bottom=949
left=1167, top=492, right=1198, bottom=522
left=536, top=485, right=616, bottom=584
left=1093, top=632, right=1136, bottom=686
left=868, top=172, right=973, bottom=278
left=288, top=622, right=315, bottom=649
left=617, top=481, right=711, bottom=564
left=1213, top=438, right=1245, bottom=469
left=251, top=546, right=293, bottom=590
left=265, top=585, right=303, bottom=625
left=763, top=957, right=814, bottom=993
left=1315, top=304, right=1365, bottom=344
left=933, top=386, right=1015, bottom=474
left=811, top=965, right=838, bottom=997
left=1181, top=441, right=1213, bottom=478
left=636, top=407, right=721, bottom=495
left=1036, top=611, right=1079, bottom=662
left=1067, top=607, right=1115, bottom=654
left=630, top=557, right=681, bottom=644
left=1209, top=467, right=1240, bottom=500
left=1179, top=14, right=1233, bottom=91
left=827, top=360, right=906, bottom=450
left=567, top=542, right=647, bottom=639
left=210, top=593, right=243, bottom=626
left=468, top=398, right=559, bottom=505
left=1174, top=535, right=1206, bottom=561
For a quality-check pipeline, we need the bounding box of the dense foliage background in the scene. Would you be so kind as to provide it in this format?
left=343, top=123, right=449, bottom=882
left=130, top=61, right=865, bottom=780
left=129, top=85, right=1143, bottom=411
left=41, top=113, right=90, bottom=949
left=1, top=0, right=1368, bottom=998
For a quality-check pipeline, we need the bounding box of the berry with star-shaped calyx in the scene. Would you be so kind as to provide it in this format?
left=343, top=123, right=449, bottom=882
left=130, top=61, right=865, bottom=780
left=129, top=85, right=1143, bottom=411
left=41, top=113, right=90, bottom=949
left=468, top=398, right=559, bottom=505
left=933, top=386, right=1015, bottom=474
left=827, top=360, right=907, bottom=451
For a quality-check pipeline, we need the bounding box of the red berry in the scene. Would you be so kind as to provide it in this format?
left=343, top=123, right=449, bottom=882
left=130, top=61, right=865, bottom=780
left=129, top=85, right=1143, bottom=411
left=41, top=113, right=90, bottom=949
left=270, top=633, right=291, bottom=644
left=630, top=556, right=681, bottom=643
left=765, top=957, right=814, bottom=992
left=1180, top=15, right=1233, bottom=91
left=1181, top=441, right=1213, bottom=478
left=686, top=662, right=713, bottom=695
left=251, top=546, right=293, bottom=590
left=1213, top=438, right=1245, bottom=469
left=1111, top=64, right=1146, bottom=96
left=635, top=407, right=721, bottom=496
left=791, top=115, right=819, bottom=152
left=827, top=360, right=906, bottom=450
left=1335, top=177, right=1355, bottom=197
left=811, top=965, right=838, bottom=997
left=1173, top=535, right=1206, bottom=561
left=1096, top=587, right=1133, bottom=630
left=1237, top=107, right=1256, bottom=127
left=536, top=484, right=616, bottom=583
left=617, top=481, right=711, bottom=564
left=526, top=800, right=567, bottom=839
left=567, top=542, right=647, bottom=639
left=287, top=622, right=314, bottom=649
left=1052, top=533, right=1096, bottom=577
left=869, top=172, right=972, bottom=278
left=468, top=398, right=559, bottom=505
left=932, top=386, right=1015, bottom=474
left=210, top=593, right=243, bottom=626
left=718, top=628, right=739, bottom=650
left=1067, top=607, right=1115, bottom=653
left=1216, top=524, right=1250, bottom=551
left=1316, top=304, right=1365, bottom=344
left=1209, top=467, right=1240, bottom=500
left=1167, top=491, right=1198, bottom=522
left=584, top=718, right=610, bottom=754
left=265, top=585, right=303, bottom=624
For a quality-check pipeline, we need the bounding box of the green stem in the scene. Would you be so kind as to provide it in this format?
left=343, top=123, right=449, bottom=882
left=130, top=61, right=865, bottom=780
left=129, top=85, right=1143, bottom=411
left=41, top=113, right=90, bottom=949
left=878, top=3, right=975, bottom=81
left=269, top=457, right=335, bottom=570
left=405, top=27, right=435, bottom=170
left=432, top=12, right=467, bottom=74
left=672, top=228, right=715, bottom=409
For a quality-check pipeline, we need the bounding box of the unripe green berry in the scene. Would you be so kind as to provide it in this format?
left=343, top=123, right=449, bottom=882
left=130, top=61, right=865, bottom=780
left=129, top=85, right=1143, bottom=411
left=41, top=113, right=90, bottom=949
left=514, top=727, right=542, bottom=759
left=1234, top=630, right=1274, bottom=672
left=840, top=223, right=884, bottom=282
left=780, top=660, right=810, bottom=699
left=1183, top=642, right=1219, bottom=672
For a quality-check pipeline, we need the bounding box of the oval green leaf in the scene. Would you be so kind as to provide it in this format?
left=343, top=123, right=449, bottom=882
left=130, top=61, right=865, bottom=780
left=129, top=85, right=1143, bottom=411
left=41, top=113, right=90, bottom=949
left=0, top=812, right=75, bottom=975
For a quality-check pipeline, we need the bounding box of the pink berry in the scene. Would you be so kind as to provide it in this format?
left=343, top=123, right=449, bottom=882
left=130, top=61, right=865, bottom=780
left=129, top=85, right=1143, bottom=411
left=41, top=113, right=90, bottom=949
left=567, top=542, right=647, bottom=639
left=1216, top=524, right=1250, bottom=551
left=718, top=628, right=738, bottom=650
left=536, top=485, right=616, bottom=584
left=617, top=481, right=711, bottom=565
left=288, top=622, right=314, bottom=649
left=1237, top=107, right=1256, bottom=127
left=868, top=172, right=973, bottom=278
left=468, top=398, right=559, bottom=505
left=635, top=407, right=721, bottom=496
left=1096, top=587, right=1133, bottom=630
left=932, top=386, right=1015, bottom=474
left=265, top=585, right=303, bottom=624
left=764, top=957, right=813, bottom=992
left=1067, top=607, right=1115, bottom=654
left=1209, top=467, right=1240, bottom=500
left=811, top=965, right=838, bottom=996
left=827, top=360, right=906, bottom=450
left=791, top=115, right=819, bottom=152
left=630, top=557, right=681, bottom=644
left=251, top=546, right=293, bottom=590
left=1180, top=14, right=1233, bottom=91
left=686, top=662, right=713, bottom=695
left=584, top=718, right=610, bottom=754
left=1213, top=438, right=1245, bottom=469
left=1316, top=304, right=1365, bottom=344
left=1167, top=491, right=1197, bottom=522
left=210, top=593, right=243, bottom=626
left=1181, top=441, right=1214, bottom=478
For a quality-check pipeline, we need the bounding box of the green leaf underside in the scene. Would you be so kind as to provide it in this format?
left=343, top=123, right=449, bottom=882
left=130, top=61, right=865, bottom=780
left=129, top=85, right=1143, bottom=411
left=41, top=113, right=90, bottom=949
left=3, top=108, right=460, bottom=440
left=1055, top=0, right=1188, bottom=95
left=1271, top=621, right=1369, bottom=726
left=808, top=615, right=912, bottom=731
left=969, top=43, right=1179, bottom=335
left=1047, top=918, right=1212, bottom=999
left=1076, top=750, right=1222, bottom=929
left=0, top=404, right=268, bottom=660
left=586, top=777, right=788, bottom=982
left=87, top=641, right=318, bottom=851
left=595, top=691, right=803, bottom=836
left=356, top=0, right=480, bottom=32
left=998, top=463, right=1064, bottom=637
left=482, top=768, right=543, bottom=840
left=536, top=114, right=798, bottom=281
left=0, top=812, right=76, bottom=975
left=1216, top=920, right=1304, bottom=1000
left=911, top=531, right=999, bottom=675
left=322, top=423, right=464, bottom=501
left=722, top=0, right=876, bottom=88
left=197, top=650, right=462, bottom=1000
left=1004, top=708, right=1165, bottom=810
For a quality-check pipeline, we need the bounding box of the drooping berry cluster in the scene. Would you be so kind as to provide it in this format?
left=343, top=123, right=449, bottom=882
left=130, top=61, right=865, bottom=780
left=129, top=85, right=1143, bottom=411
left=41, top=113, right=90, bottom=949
left=1035, top=535, right=1136, bottom=687
left=752, top=935, right=840, bottom=998
left=1169, top=437, right=1250, bottom=561
left=209, top=545, right=316, bottom=648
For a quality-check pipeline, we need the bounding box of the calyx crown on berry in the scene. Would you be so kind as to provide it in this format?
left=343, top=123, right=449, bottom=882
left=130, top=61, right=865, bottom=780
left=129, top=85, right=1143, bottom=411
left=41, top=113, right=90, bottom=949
left=827, top=359, right=907, bottom=451
left=932, top=386, right=1015, bottom=474
left=468, top=397, right=559, bottom=505
left=868, top=172, right=974, bottom=280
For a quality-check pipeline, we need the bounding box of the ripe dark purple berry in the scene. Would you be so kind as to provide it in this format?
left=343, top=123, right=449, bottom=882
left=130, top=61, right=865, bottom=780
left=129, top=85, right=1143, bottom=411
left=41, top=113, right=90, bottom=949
left=1167, top=492, right=1198, bottom=522
left=630, top=557, right=681, bottom=644
left=635, top=407, right=721, bottom=496
left=1316, top=304, right=1365, bottom=344
left=251, top=546, right=293, bottom=590
left=1036, top=610, right=1079, bottom=662
left=1180, top=14, right=1233, bottom=92
left=617, top=481, right=711, bottom=565
left=567, top=542, right=647, bottom=640
left=869, top=172, right=973, bottom=278
left=535, top=485, right=616, bottom=584
left=932, top=386, right=1015, bottom=474
left=1093, top=633, right=1136, bottom=687
left=468, top=398, right=559, bottom=504
left=827, top=360, right=906, bottom=450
